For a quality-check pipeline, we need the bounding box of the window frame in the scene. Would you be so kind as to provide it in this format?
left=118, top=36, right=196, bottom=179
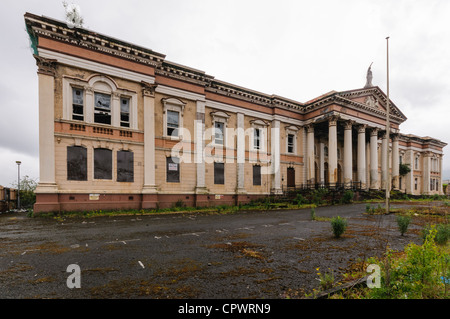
left=120, top=96, right=131, bottom=128
left=253, top=164, right=261, bottom=186
left=166, top=156, right=180, bottom=183
left=93, top=148, right=113, bottom=180
left=71, top=87, right=85, bottom=121
left=117, top=150, right=134, bottom=182
left=67, top=145, right=87, bottom=181
left=163, top=98, right=186, bottom=139
left=214, top=162, right=225, bottom=185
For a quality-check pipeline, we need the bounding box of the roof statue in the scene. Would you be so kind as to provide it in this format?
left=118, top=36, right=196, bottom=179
left=364, top=62, right=373, bottom=88
left=62, top=1, right=84, bottom=28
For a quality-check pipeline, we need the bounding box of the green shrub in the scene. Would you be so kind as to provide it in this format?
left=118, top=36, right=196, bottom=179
left=340, top=190, right=354, bottom=204
left=365, top=203, right=371, bottom=213
left=294, top=193, right=307, bottom=206
left=310, top=207, right=316, bottom=221
left=331, top=216, right=347, bottom=238
left=396, top=215, right=411, bottom=236
left=311, top=188, right=328, bottom=205
left=422, top=224, right=450, bottom=245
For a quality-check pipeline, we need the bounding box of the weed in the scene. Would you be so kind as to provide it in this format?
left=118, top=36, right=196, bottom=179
left=396, top=215, right=412, bottom=236
left=331, top=216, right=347, bottom=238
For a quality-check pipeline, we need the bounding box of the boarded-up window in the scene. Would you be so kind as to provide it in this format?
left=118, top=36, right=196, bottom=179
left=166, top=157, right=180, bottom=182
left=94, top=92, right=111, bottom=125
left=67, top=146, right=87, bottom=181
left=72, top=88, right=84, bottom=121
left=120, top=97, right=130, bottom=127
left=94, top=148, right=112, bottom=180
left=117, top=150, right=134, bottom=182
left=253, top=165, right=261, bottom=186
left=214, top=162, right=225, bottom=185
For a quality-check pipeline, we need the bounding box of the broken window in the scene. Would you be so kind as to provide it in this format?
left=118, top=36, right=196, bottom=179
left=287, top=134, right=294, bottom=153
left=167, top=110, right=179, bottom=137
left=117, top=150, right=134, bottom=182
left=94, top=92, right=111, bottom=125
left=254, top=128, right=261, bottom=150
left=72, top=87, right=84, bottom=121
left=214, top=162, right=225, bottom=185
left=253, top=165, right=261, bottom=186
left=120, top=97, right=130, bottom=128
left=67, top=146, right=87, bottom=181
left=94, top=148, right=112, bottom=180
left=214, top=122, right=224, bottom=145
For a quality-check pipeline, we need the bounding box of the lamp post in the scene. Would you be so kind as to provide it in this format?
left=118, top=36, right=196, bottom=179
left=385, top=36, right=390, bottom=215
left=16, top=161, right=21, bottom=210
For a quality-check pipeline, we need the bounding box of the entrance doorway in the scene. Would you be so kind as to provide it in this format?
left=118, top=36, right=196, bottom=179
left=287, top=167, right=295, bottom=187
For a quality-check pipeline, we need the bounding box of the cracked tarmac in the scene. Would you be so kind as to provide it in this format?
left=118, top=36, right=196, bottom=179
left=0, top=203, right=426, bottom=298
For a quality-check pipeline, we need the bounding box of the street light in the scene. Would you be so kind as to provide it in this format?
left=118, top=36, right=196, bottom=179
left=16, top=161, right=21, bottom=210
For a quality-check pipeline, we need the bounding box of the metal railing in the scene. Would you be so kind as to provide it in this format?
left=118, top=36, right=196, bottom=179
left=281, top=181, right=362, bottom=193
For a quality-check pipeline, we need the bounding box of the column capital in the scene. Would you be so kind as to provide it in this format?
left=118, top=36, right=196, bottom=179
left=305, top=123, right=314, bottom=133
left=391, top=133, right=400, bottom=141
left=370, top=127, right=379, bottom=136
left=343, top=120, right=353, bottom=130
left=357, top=124, right=367, bottom=133
left=34, top=54, right=57, bottom=76
left=328, top=115, right=339, bottom=126
left=141, top=81, right=157, bottom=97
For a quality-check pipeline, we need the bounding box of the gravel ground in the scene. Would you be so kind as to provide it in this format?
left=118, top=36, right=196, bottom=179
left=0, top=202, right=439, bottom=299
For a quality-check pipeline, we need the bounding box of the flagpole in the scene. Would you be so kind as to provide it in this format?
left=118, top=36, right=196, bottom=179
left=385, top=36, right=390, bottom=214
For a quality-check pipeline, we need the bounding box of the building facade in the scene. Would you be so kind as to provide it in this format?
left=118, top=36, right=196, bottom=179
left=24, top=13, right=446, bottom=213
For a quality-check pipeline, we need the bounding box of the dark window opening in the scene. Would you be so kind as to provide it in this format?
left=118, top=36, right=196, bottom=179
left=117, top=150, right=134, bottom=182
left=94, top=92, right=111, bottom=125
left=254, top=128, right=261, bottom=149
left=253, top=165, right=261, bottom=186
left=120, top=98, right=130, bottom=128
left=214, top=162, right=225, bottom=185
left=94, top=148, right=112, bottom=180
left=166, top=157, right=180, bottom=182
left=287, top=134, right=294, bottom=153
left=67, top=146, right=87, bottom=181
left=72, top=88, right=84, bottom=121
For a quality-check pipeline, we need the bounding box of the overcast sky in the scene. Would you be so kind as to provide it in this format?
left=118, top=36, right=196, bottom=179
left=1, top=0, right=449, bottom=187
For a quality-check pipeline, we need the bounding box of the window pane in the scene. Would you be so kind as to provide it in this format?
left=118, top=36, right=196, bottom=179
left=94, top=148, right=112, bottom=180
left=94, top=93, right=111, bottom=110
left=72, top=88, right=84, bottom=121
left=254, top=129, right=260, bottom=149
left=214, top=162, right=225, bottom=184
left=167, top=110, right=179, bottom=136
left=120, top=98, right=130, bottom=127
left=253, top=165, right=261, bottom=186
left=117, top=150, right=134, bottom=182
left=287, top=134, right=294, bottom=153
left=67, top=146, right=87, bottom=181
left=166, top=157, right=180, bottom=182
left=215, top=122, right=224, bottom=144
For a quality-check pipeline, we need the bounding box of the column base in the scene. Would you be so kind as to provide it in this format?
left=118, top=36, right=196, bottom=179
left=35, top=182, right=58, bottom=194
left=195, top=186, right=208, bottom=194
left=271, top=188, right=283, bottom=195
left=142, top=184, right=158, bottom=194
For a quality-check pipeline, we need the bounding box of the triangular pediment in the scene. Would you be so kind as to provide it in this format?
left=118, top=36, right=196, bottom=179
left=336, top=87, right=407, bottom=123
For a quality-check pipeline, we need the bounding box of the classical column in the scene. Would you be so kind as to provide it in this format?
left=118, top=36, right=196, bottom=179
left=366, top=141, right=370, bottom=190
left=141, top=82, right=158, bottom=197
left=405, top=148, right=414, bottom=194
left=439, top=155, right=444, bottom=195
left=370, top=128, right=379, bottom=189
left=343, top=121, right=353, bottom=187
left=328, top=116, right=338, bottom=184
left=236, top=112, right=246, bottom=193
left=391, top=134, right=400, bottom=190
left=306, top=124, right=315, bottom=184
left=423, top=152, right=431, bottom=194
left=34, top=55, right=58, bottom=194
left=271, top=120, right=282, bottom=194
left=357, top=124, right=367, bottom=189
left=319, top=140, right=325, bottom=185
left=381, top=132, right=388, bottom=190
left=195, top=100, right=207, bottom=193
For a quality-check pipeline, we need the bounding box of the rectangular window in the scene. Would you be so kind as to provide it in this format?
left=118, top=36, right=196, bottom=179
left=254, top=128, right=261, bottom=150
left=67, top=146, right=87, bottom=181
left=117, top=150, right=134, bottom=182
left=214, top=162, right=225, bottom=185
left=94, top=92, right=111, bottom=125
left=120, top=97, right=130, bottom=128
left=253, top=165, right=261, bottom=186
left=214, top=122, right=224, bottom=145
left=72, top=88, right=84, bottom=121
left=166, top=157, right=180, bottom=182
left=287, top=134, right=294, bottom=153
left=415, top=178, right=418, bottom=190
left=94, top=148, right=112, bottom=180
left=167, top=110, right=179, bottom=136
